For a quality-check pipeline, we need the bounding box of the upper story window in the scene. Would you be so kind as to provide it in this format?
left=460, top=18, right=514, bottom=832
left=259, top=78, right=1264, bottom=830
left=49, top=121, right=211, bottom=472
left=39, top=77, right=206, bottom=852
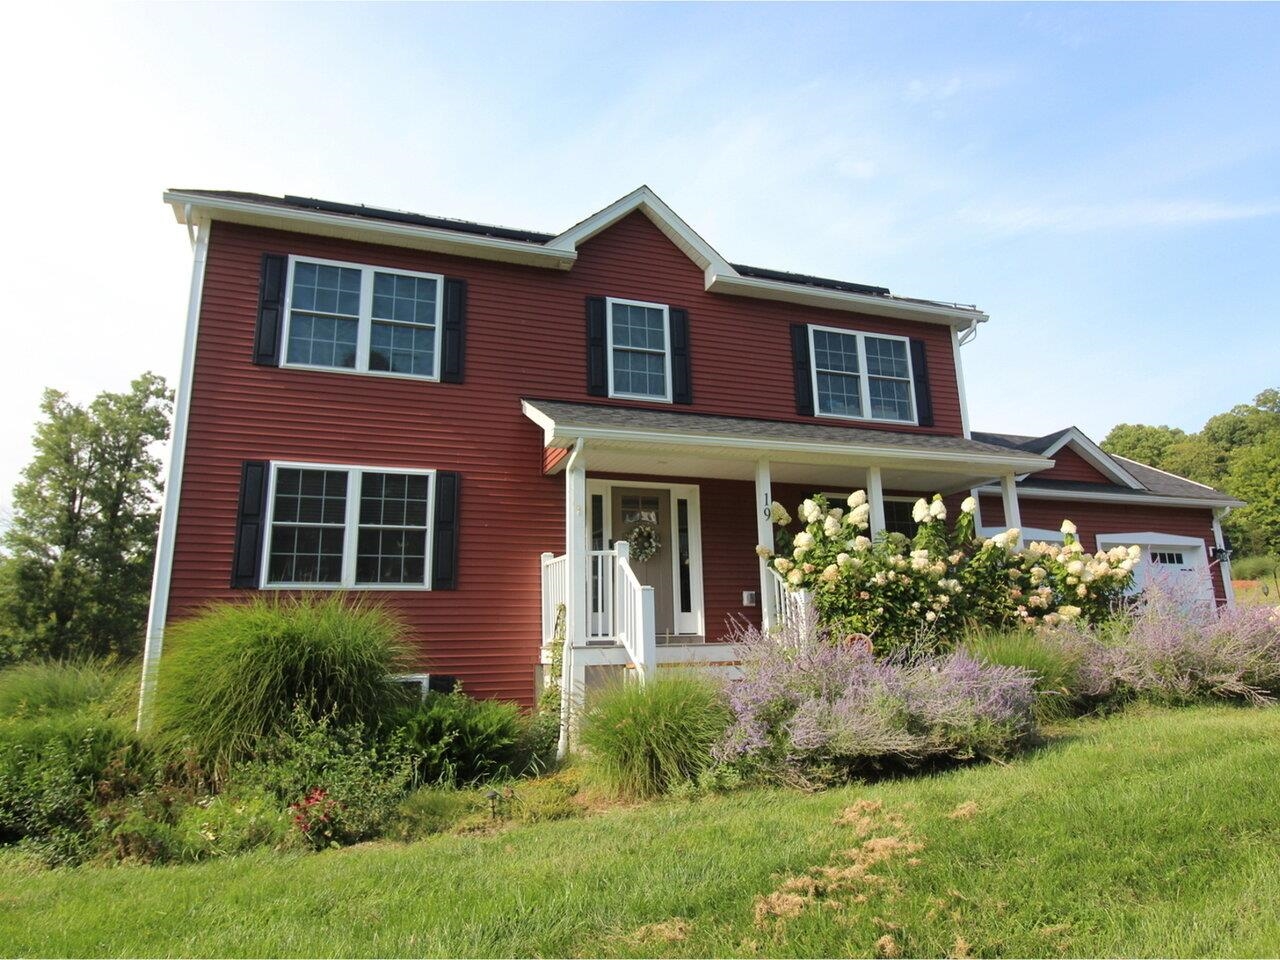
left=808, top=325, right=916, bottom=424
left=283, top=257, right=443, bottom=380
left=264, top=462, right=435, bottom=589
left=607, top=298, right=672, bottom=402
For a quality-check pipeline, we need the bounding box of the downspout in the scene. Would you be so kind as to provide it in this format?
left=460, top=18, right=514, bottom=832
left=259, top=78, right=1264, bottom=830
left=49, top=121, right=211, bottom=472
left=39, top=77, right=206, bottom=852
left=137, top=213, right=209, bottom=728
left=556, top=438, right=585, bottom=760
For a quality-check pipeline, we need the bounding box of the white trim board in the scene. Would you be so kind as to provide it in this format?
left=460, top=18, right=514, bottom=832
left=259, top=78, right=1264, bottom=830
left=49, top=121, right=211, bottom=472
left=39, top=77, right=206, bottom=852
left=1036, top=428, right=1142, bottom=489
left=523, top=403, right=1052, bottom=474
left=973, top=483, right=1240, bottom=510
left=138, top=218, right=210, bottom=727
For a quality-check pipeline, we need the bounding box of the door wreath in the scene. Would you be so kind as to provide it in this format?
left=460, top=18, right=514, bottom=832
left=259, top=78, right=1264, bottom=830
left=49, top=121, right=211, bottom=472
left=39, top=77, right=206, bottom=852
left=627, top=521, right=661, bottom=562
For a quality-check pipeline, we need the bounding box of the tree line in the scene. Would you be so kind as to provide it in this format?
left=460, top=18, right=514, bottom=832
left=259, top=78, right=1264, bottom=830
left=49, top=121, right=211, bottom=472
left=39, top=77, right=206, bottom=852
left=1102, top=388, right=1279, bottom=559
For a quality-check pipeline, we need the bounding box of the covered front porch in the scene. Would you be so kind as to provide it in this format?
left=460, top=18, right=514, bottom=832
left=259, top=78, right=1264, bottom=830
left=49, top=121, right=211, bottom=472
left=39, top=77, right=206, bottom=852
left=525, top=400, right=1053, bottom=694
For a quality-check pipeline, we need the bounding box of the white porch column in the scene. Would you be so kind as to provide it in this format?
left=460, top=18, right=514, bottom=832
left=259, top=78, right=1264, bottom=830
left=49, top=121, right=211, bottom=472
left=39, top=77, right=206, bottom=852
left=866, top=465, right=886, bottom=538
left=755, top=459, right=777, bottom=630
left=558, top=440, right=586, bottom=758
left=1000, top=474, right=1023, bottom=549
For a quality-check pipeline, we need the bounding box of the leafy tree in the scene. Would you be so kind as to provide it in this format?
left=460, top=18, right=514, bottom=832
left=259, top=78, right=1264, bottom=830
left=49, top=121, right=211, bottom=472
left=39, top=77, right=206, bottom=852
left=1224, top=436, right=1280, bottom=557
left=1102, top=389, right=1279, bottom=559
left=1101, top=424, right=1187, bottom=468
left=0, top=373, right=171, bottom=661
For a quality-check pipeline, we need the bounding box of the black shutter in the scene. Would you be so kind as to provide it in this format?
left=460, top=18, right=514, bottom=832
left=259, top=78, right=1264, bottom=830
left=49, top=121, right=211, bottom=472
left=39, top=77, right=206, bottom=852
left=909, top=339, right=934, bottom=427
left=586, top=297, right=608, bottom=396
left=790, top=324, right=814, bottom=416
left=440, top=277, right=467, bottom=383
left=231, top=460, right=270, bottom=588
left=432, top=471, right=461, bottom=590
left=254, top=254, right=288, bottom=366
left=670, top=307, right=692, bottom=404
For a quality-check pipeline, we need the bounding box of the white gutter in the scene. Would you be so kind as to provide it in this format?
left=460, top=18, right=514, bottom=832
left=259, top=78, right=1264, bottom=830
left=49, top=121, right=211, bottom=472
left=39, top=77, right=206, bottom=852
left=138, top=217, right=210, bottom=727
left=707, top=272, right=989, bottom=328
left=973, top=483, right=1244, bottom=510
left=164, top=191, right=577, bottom=270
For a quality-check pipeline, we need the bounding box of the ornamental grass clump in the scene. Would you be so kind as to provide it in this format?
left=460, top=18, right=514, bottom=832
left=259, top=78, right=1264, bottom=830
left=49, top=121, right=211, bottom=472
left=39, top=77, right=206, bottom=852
left=579, top=674, right=731, bottom=799
left=757, top=491, right=1137, bottom=653
left=719, top=609, right=1037, bottom=782
left=153, top=594, right=413, bottom=772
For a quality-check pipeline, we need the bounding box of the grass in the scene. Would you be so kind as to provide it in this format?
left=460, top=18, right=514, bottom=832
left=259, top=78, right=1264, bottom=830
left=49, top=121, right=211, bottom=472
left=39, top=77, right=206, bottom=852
left=0, top=661, right=132, bottom=719
left=3, top=705, right=1280, bottom=957
left=962, top=628, right=1085, bottom=721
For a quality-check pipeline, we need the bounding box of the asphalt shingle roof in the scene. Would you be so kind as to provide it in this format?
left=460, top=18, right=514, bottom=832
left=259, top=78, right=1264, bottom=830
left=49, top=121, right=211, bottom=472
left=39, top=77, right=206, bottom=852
left=525, top=399, right=1047, bottom=461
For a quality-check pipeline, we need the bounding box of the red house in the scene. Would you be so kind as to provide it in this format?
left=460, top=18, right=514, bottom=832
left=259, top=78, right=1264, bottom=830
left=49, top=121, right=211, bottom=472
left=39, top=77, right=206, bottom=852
left=138, top=186, right=1242, bottom=711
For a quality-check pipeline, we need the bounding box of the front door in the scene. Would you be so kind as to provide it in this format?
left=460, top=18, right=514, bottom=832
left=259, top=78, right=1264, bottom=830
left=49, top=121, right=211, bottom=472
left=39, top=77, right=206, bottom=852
left=588, top=481, right=704, bottom=639
left=612, top=488, right=675, bottom=635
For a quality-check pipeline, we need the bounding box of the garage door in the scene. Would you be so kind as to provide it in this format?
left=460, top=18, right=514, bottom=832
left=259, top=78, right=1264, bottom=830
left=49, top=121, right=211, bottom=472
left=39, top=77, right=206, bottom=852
left=1096, top=533, right=1214, bottom=610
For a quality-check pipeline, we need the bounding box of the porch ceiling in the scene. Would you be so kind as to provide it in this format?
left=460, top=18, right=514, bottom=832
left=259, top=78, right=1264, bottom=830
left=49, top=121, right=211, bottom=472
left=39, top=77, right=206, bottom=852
left=523, top=399, right=1052, bottom=493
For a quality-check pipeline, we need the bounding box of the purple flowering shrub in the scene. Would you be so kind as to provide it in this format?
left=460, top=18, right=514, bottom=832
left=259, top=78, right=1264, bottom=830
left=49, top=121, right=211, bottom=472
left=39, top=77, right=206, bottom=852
left=1047, top=589, right=1280, bottom=705
left=718, top=607, right=1038, bottom=781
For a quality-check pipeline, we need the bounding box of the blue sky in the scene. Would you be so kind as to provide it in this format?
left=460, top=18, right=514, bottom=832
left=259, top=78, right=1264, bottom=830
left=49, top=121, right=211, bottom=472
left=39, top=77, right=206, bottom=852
left=1, top=2, right=1277, bottom=516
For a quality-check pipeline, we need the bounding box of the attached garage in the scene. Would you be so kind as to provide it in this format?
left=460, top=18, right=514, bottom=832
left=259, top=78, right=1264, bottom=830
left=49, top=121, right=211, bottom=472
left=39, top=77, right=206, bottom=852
left=1096, top=532, right=1215, bottom=610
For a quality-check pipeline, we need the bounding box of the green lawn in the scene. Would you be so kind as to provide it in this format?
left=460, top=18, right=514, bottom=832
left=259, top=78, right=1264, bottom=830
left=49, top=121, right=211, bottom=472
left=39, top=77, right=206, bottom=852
left=3, top=706, right=1280, bottom=958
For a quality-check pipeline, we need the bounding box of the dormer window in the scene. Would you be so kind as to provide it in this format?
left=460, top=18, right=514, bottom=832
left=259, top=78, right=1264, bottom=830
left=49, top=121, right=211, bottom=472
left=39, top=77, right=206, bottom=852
left=809, top=325, right=917, bottom=424
left=607, top=298, right=672, bottom=402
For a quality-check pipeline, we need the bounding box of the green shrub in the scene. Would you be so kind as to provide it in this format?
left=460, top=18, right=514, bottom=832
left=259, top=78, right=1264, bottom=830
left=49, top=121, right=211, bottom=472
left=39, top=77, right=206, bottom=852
left=0, top=711, right=143, bottom=863
left=391, top=690, right=530, bottom=786
left=1231, top=555, right=1278, bottom=581
left=232, top=707, right=415, bottom=849
left=0, top=661, right=128, bottom=719
left=389, top=786, right=477, bottom=839
left=153, top=594, right=413, bottom=771
left=964, top=628, right=1087, bottom=721
left=579, top=674, right=730, bottom=799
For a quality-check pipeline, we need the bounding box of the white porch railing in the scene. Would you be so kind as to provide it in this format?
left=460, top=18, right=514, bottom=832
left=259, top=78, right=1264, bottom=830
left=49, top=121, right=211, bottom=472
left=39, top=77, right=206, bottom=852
left=612, top=541, right=656, bottom=682
left=540, top=552, right=568, bottom=644
left=541, top=542, right=656, bottom=680
left=768, top=567, right=812, bottom=629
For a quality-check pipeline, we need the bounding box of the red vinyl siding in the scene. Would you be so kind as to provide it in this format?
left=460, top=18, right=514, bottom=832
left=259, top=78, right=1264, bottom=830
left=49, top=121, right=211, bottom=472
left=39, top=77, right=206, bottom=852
left=171, top=212, right=966, bottom=702
left=1039, top=447, right=1112, bottom=484
left=978, top=496, right=1227, bottom=603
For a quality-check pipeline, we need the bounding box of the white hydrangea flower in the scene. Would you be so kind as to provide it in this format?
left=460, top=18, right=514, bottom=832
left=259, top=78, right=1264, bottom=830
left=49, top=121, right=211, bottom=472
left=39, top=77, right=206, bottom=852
left=836, top=552, right=851, bottom=566
left=850, top=503, right=871, bottom=528
left=1060, top=519, right=1077, bottom=536
left=847, top=490, right=868, bottom=509
left=852, top=535, right=871, bottom=552
left=823, top=515, right=841, bottom=537
left=755, top=544, right=772, bottom=559
left=800, top=499, right=822, bottom=523
left=820, top=564, right=839, bottom=583
left=961, top=496, right=977, bottom=514
left=929, top=498, right=947, bottom=520
left=773, top=558, right=793, bottom=573
left=787, top=568, right=804, bottom=586
left=1076, top=584, right=1088, bottom=597
left=912, top=498, right=929, bottom=523
left=1067, top=560, right=1085, bottom=576
left=1058, top=604, right=1082, bottom=620
left=769, top=501, right=791, bottom=525
left=1128, top=545, right=1142, bottom=561
left=925, top=610, right=937, bottom=622
left=1120, top=559, right=1134, bottom=573
left=794, top=531, right=815, bottom=549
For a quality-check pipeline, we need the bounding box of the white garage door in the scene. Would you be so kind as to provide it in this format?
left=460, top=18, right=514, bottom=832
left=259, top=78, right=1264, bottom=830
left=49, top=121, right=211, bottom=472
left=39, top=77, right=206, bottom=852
left=1096, top=532, right=1214, bottom=611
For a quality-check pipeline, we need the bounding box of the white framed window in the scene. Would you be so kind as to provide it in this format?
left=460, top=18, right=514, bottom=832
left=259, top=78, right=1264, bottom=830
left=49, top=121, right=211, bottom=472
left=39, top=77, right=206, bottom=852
left=263, top=462, right=436, bottom=589
left=607, top=297, right=672, bottom=402
left=808, top=324, right=917, bottom=424
left=282, top=256, right=444, bottom=381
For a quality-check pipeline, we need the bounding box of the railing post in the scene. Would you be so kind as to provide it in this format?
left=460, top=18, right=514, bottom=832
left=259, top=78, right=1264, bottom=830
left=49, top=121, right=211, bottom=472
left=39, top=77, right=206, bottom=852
left=540, top=552, right=554, bottom=643
left=638, top=585, right=656, bottom=683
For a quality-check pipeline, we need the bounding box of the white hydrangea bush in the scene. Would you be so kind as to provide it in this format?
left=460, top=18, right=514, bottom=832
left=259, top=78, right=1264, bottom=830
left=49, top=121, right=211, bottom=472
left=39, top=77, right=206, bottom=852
left=757, top=492, right=1137, bottom=650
